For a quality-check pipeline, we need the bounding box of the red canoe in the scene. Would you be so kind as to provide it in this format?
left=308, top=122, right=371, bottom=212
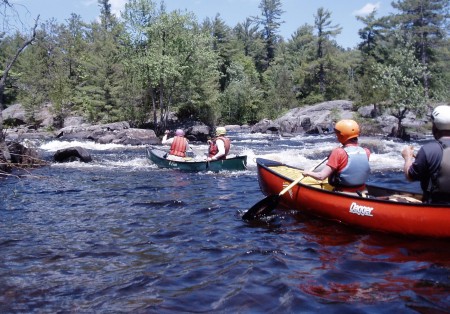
left=255, top=158, right=450, bottom=238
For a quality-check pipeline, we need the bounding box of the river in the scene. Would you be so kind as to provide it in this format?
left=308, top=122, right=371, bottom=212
left=1, top=132, right=449, bottom=313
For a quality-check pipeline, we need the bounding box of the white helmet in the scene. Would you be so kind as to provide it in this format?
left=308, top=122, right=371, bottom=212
left=431, top=105, right=450, bottom=131
left=216, top=127, right=226, bottom=136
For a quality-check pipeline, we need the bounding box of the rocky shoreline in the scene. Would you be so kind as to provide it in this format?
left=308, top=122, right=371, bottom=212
left=3, top=100, right=432, bottom=144
left=1, top=100, right=434, bottom=170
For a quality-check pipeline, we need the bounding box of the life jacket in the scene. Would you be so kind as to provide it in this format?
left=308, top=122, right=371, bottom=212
left=169, top=136, right=187, bottom=157
left=208, top=136, right=231, bottom=159
left=329, top=146, right=370, bottom=189
left=428, top=140, right=450, bottom=203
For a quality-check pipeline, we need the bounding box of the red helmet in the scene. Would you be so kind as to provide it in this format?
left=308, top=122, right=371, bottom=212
left=334, top=119, right=360, bottom=144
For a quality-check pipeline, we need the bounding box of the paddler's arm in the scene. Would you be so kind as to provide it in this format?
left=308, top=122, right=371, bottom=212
left=303, top=165, right=333, bottom=181
left=186, top=140, right=192, bottom=152
left=161, top=130, right=171, bottom=144
left=401, top=146, right=415, bottom=181
left=208, top=139, right=225, bottom=160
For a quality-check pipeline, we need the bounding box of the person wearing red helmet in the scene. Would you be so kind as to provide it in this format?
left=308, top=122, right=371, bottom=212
left=161, top=129, right=191, bottom=161
left=402, top=105, right=450, bottom=204
left=303, top=119, right=371, bottom=193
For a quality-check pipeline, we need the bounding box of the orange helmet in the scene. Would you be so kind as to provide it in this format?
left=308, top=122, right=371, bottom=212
left=334, top=119, right=360, bottom=144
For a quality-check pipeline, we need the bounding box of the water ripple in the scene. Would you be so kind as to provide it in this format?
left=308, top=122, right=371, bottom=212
left=0, top=136, right=448, bottom=312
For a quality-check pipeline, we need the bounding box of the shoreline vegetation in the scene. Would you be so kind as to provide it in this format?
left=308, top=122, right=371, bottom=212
left=0, top=99, right=435, bottom=175
left=1, top=0, right=448, bottom=173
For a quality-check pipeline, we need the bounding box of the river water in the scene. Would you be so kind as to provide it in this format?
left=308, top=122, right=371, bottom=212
left=1, top=132, right=449, bottom=313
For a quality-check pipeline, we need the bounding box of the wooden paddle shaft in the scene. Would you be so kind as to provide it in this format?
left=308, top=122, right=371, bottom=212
left=278, top=157, right=328, bottom=197
left=278, top=175, right=305, bottom=196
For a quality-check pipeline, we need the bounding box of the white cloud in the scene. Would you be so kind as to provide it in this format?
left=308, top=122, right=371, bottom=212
left=82, top=0, right=126, bottom=17
left=353, top=2, right=381, bottom=17
left=82, top=0, right=97, bottom=6
left=110, top=0, right=127, bottom=16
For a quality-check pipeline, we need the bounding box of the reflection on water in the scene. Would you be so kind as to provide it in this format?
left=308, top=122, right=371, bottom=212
left=0, top=133, right=448, bottom=312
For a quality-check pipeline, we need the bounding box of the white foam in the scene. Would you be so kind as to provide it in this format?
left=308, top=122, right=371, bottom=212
left=37, top=133, right=423, bottom=173
left=52, top=157, right=154, bottom=170
left=40, top=140, right=136, bottom=152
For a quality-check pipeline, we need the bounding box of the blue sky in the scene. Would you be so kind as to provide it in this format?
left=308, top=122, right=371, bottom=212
left=11, top=0, right=395, bottom=49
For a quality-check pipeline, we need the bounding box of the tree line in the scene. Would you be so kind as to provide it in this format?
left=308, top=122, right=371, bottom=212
left=1, top=0, right=449, bottom=137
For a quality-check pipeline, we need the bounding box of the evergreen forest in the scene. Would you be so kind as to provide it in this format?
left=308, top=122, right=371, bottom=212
left=1, top=0, right=449, bottom=136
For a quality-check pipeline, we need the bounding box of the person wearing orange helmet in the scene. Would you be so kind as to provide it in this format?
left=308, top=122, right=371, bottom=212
left=303, top=119, right=371, bottom=193
left=161, top=129, right=192, bottom=161
left=402, top=105, right=450, bottom=204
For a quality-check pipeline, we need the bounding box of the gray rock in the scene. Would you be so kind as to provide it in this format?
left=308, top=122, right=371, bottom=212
left=63, top=116, right=87, bottom=128
left=54, top=146, right=92, bottom=163
left=58, top=121, right=131, bottom=141
left=113, top=128, right=159, bottom=145
left=2, top=104, right=26, bottom=126
left=97, top=134, right=117, bottom=144
left=274, top=100, right=353, bottom=134
left=252, top=100, right=430, bottom=139
left=357, top=105, right=377, bottom=118
left=187, top=124, right=210, bottom=142
left=7, top=141, right=42, bottom=166
left=223, top=125, right=242, bottom=132
left=34, top=103, right=54, bottom=128
left=251, top=119, right=280, bottom=133
left=0, top=141, right=12, bottom=172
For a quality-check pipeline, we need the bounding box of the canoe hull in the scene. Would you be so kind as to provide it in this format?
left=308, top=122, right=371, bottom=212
left=256, top=158, right=450, bottom=238
left=148, top=148, right=247, bottom=172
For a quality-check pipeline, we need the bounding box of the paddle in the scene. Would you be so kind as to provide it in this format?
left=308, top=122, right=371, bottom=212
left=242, top=157, right=328, bottom=221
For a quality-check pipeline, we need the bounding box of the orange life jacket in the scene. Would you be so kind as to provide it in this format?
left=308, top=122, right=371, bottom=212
left=169, top=136, right=187, bottom=157
left=208, top=136, right=231, bottom=159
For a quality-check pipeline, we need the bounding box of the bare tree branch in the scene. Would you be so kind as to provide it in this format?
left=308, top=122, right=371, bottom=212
left=0, top=13, right=39, bottom=159
left=0, top=15, right=39, bottom=102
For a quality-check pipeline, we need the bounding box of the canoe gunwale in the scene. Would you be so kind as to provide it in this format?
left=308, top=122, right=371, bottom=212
left=147, top=147, right=247, bottom=171
left=256, top=158, right=429, bottom=207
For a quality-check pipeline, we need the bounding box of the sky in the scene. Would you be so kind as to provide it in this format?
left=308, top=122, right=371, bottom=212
left=10, top=0, right=396, bottom=49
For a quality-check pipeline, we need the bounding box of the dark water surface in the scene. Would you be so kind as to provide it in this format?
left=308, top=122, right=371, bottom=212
left=1, top=133, right=449, bottom=313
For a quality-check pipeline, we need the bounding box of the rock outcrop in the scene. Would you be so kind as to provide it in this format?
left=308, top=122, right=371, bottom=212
left=0, top=141, right=46, bottom=173
left=54, top=147, right=92, bottom=163
left=55, top=121, right=161, bottom=146
left=251, top=100, right=430, bottom=139
left=251, top=100, right=354, bottom=135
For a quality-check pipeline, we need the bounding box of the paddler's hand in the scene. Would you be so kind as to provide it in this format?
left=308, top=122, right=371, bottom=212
left=401, top=146, right=415, bottom=160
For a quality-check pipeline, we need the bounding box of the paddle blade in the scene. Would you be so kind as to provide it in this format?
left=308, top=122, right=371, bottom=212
left=242, top=195, right=279, bottom=220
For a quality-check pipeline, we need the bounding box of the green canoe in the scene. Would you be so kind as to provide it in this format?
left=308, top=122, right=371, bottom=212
left=147, top=148, right=247, bottom=172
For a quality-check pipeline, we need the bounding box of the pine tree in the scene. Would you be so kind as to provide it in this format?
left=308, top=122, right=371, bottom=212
left=254, top=0, right=284, bottom=71
left=314, top=7, right=342, bottom=96
left=76, top=0, right=125, bottom=123
left=390, top=0, right=449, bottom=98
